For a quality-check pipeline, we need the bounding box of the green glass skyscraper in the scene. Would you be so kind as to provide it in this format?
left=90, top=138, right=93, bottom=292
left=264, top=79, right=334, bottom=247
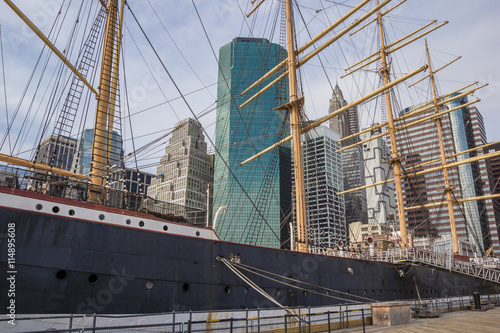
left=213, top=37, right=291, bottom=248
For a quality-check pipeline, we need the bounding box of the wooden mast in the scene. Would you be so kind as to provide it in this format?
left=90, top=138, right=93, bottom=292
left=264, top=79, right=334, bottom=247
left=285, top=0, right=308, bottom=252
left=90, top=0, right=120, bottom=203
left=376, top=1, right=408, bottom=249
left=425, top=39, right=459, bottom=254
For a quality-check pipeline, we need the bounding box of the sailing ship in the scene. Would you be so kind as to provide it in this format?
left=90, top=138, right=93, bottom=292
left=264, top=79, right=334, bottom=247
left=0, top=0, right=499, bottom=315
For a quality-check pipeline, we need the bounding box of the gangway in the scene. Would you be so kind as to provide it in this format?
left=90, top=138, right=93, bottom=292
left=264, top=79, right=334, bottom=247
left=374, top=248, right=500, bottom=285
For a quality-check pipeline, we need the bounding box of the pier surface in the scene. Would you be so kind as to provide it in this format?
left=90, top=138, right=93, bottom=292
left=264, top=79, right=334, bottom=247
left=334, top=306, right=500, bottom=333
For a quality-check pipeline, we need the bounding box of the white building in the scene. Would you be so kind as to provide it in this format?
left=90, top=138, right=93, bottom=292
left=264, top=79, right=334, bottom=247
left=148, top=118, right=212, bottom=219
left=360, top=124, right=396, bottom=225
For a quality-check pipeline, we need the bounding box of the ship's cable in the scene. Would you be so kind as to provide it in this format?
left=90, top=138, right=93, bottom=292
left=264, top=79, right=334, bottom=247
left=233, top=261, right=376, bottom=303
left=218, top=257, right=303, bottom=322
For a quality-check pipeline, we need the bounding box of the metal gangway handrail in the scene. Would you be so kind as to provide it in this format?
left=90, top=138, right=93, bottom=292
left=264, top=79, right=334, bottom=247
left=373, top=248, right=500, bottom=285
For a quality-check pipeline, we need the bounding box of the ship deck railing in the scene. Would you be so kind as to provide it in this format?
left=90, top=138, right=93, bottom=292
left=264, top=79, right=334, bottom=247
left=0, top=164, right=206, bottom=226
left=308, top=245, right=500, bottom=285
left=373, top=248, right=500, bottom=285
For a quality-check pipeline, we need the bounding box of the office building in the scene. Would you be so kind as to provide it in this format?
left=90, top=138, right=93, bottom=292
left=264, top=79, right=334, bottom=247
left=328, top=84, right=368, bottom=225
left=35, top=135, right=77, bottom=170
left=298, top=126, right=346, bottom=248
left=109, top=168, right=154, bottom=210
left=360, top=124, right=397, bottom=225
left=72, top=128, right=123, bottom=176
left=397, top=96, right=500, bottom=253
left=148, top=118, right=212, bottom=225
left=213, top=37, right=291, bottom=248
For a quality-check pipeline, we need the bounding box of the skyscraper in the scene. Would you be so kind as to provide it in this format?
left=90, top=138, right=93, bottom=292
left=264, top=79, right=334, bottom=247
left=298, top=126, right=346, bottom=248
left=148, top=118, right=212, bottom=224
left=360, top=124, right=397, bottom=226
left=397, top=96, right=500, bottom=253
left=213, top=37, right=291, bottom=248
left=35, top=135, right=78, bottom=171
left=328, top=84, right=368, bottom=225
left=32, top=135, right=78, bottom=194
left=72, top=128, right=123, bottom=176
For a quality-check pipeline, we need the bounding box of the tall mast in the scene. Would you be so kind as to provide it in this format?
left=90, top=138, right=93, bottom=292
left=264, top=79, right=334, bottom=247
left=425, top=39, right=459, bottom=254
left=90, top=0, right=120, bottom=202
left=376, top=1, right=408, bottom=249
left=285, top=0, right=308, bottom=252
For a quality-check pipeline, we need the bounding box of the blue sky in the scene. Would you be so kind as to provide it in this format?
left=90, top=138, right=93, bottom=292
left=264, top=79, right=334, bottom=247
left=0, top=0, right=498, bottom=170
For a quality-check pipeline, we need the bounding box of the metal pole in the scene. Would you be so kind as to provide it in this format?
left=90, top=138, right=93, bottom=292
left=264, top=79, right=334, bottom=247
left=258, top=308, right=260, bottom=333
left=327, top=311, right=331, bottom=332
left=308, top=306, right=311, bottom=332
left=362, top=308, right=366, bottom=333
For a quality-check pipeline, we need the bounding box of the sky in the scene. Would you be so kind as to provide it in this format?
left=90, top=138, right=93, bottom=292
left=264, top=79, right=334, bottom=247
left=0, top=0, right=499, bottom=173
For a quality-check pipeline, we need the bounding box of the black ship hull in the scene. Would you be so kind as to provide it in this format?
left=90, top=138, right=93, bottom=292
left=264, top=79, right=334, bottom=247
left=0, top=187, right=497, bottom=314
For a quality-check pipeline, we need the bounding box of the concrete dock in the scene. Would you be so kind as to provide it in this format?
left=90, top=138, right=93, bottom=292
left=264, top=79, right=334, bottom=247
left=333, top=306, right=500, bottom=333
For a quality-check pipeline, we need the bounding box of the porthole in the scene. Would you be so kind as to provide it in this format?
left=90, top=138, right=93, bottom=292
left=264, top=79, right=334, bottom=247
left=99, top=214, right=105, bottom=221
left=243, top=287, right=249, bottom=295
left=52, top=206, right=60, bottom=213
left=56, top=270, right=67, bottom=280
left=224, top=286, right=231, bottom=294
left=36, top=204, right=43, bottom=210
left=196, top=231, right=200, bottom=236
left=289, top=289, right=295, bottom=296
left=183, top=283, right=190, bottom=291
left=126, top=219, right=131, bottom=225
left=163, top=225, right=168, bottom=231
left=145, top=281, right=154, bottom=289
left=364, top=290, right=367, bottom=296
left=372, top=290, right=375, bottom=296
left=379, top=290, right=382, bottom=295
left=346, top=290, right=350, bottom=294
left=276, top=289, right=281, bottom=296
left=326, top=290, right=330, bottom=295
left=88, top=274, right=98, bottom=284
left=139, top=221, right=144, bottom=227
left=303, top=291, right=308, bottom=296
left=68, top=209, right=75, bottom=216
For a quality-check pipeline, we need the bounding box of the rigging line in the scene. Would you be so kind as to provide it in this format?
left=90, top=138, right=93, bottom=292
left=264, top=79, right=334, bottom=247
left=219, top=258, right=301, bottom=320
left=126, top=84, right=217, bottom=119
left=145, top=0, right=216, bottom=101
left=0, top=0, right=66, bottom=154
left=127, top=103, right=216, bottom=161
left=295, top=2, right=334, bottom=96
left=233, top=260, right=372, bottom=303
left=0, top=26, right=12, bottom=154
left=41, top=0, right=87, bottom=166
left=25, top=0, right=80, bottom=159
left=451, top=190, right=483, bottom=254
left=190, top=0, right=286, bottom=242
left=127, top=2, right=281, bottom=242
left=123, top=24, right=181, bottom=124
left=121, top=40, right=139, bottom=172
